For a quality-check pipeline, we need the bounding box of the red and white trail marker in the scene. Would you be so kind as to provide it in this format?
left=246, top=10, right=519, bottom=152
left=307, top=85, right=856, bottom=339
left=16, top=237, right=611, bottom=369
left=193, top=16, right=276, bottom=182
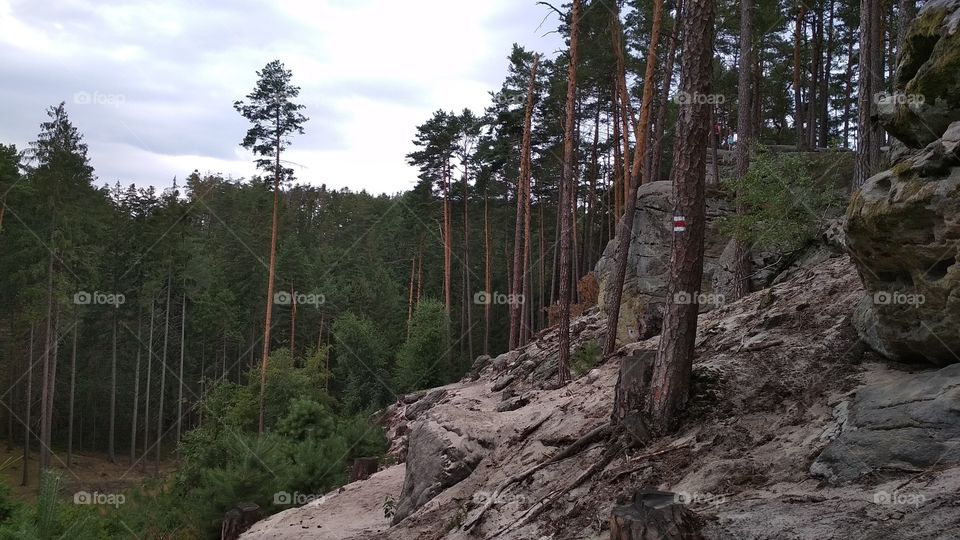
left=673, top=215, right=687, bottom=232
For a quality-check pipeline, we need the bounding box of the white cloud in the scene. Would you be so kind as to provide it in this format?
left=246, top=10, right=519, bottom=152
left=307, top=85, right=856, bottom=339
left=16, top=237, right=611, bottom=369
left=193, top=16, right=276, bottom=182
left=0, top=0, right=564, bottom=194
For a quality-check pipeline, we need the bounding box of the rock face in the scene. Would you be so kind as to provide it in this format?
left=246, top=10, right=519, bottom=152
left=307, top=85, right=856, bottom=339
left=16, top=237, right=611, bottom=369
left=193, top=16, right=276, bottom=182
left=877, top=0, right=960, bottom=148
left=811, top=363, right=960, bottom=484
left=595, top=182, right=780, bottom=344
left=845, top=0, right=960, bottom=365
left=391, top=418, right=490, bottom=524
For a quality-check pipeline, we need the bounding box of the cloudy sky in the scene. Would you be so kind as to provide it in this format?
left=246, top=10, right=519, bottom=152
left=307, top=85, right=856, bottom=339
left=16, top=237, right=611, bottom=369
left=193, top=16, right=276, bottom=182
left=0, top=0, right=565, bottom=194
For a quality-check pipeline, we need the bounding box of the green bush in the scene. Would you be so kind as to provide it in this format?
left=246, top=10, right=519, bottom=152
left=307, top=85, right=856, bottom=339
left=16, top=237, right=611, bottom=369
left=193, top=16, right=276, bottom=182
left=393, top=299, right=451, bottom=393
left=722, top=146, right=843, bottom=252
left=332, top=312, right=391, bottom=413
left=571, top=340, right=602, bottom=377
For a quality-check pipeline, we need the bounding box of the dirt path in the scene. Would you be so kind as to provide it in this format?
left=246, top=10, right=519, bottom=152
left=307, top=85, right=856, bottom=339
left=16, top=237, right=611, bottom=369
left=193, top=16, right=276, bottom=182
left=241, top=464, right=405, bottom=539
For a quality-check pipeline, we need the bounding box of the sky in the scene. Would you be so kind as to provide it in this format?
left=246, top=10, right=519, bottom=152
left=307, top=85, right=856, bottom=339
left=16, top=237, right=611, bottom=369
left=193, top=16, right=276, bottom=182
left=0, top=0, right=565, bottom=195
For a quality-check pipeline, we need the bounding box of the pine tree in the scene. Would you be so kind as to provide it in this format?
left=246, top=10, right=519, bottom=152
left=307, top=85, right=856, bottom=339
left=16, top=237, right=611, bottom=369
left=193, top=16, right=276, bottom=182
left=647, top=0, right=714, bottom=433
left=234, top=60, right=308, bottom=433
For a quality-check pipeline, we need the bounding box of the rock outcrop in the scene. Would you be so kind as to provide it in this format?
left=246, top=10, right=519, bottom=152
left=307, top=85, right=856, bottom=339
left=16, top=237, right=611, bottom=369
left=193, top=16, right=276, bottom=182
left=594, top=181, right=780, bottom=344
left=391, top=417, right=491, bottom=524
left=811, top=362, right=960, bottom=484
left=877, top=0, right=960, bottom=148
left=846, top=0, right=960, bottom=365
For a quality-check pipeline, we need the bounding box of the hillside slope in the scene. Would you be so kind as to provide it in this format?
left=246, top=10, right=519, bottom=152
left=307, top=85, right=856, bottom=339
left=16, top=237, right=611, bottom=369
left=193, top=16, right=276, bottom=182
left=243, top=254, right=960, bottom=539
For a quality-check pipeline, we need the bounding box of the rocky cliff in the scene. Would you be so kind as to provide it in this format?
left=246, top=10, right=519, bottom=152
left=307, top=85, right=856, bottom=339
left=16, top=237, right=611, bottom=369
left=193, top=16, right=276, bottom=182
left=242, top=253, right=960, bottom=539
left=848, top=0, right=960, bottom=366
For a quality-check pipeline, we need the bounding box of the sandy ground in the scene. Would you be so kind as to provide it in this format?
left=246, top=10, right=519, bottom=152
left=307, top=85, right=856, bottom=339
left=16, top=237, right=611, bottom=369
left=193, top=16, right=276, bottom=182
left=241, top=464, right=403, bottom=539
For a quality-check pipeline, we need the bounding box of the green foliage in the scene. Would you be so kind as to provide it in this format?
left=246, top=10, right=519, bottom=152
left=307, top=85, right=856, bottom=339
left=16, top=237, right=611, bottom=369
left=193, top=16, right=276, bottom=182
left=722, top=147, right=844, bottom=252
left=571, top=340, right=602, bottom=377
left=394, top=299, right=451, bottom=393
left=276, top=398, right=335, bottom=441
left=332, top=312, right=390, bottom=413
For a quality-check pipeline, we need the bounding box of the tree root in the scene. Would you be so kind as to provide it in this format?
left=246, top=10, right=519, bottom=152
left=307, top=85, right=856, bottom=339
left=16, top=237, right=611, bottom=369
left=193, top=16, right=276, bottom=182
left=489, top=435, right=627, bottom=537
left=461, top=423, right=612, bottom=532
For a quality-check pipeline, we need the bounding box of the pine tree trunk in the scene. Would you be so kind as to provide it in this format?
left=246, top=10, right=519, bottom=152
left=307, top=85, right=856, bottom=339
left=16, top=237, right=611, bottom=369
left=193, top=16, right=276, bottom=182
left=732, top=0, right=755, bottom=301
left=290, top=283, right=297, bottom=357
left=258, top=143, right=283, bottom=433
left=603, top=0, right=666, bottom=356
left=176, top=286, right=186, bottom=444
left=557, top=0, right=581, bottom=384
left=820, top=0, right=834, bottom=146
left=462, top=157, right=474, bottom=361
left=843, top=29, right=855, bottom=148
left=647, top=0, right=713, bottom=433
left=130, top=309, right=141, bottom=465
left=39, top=248, right=55, bottom=471
left=793, top=2, right=806, bottom=148
left=109, top=312, right=117, bottom=463
left=510, top=56, right=538, bottom=349
left=21, top=325, right=33, bottom=486
left=142, top=302, right=154, bottom=472
left=157, top=270, right=172, bottom=469
left=443, top=167, right=452, bottom=315
left=483, top=195, right=492, bottom=355
left=854, top=0, right=878, bottom=187
left=651, top=0, right=685, bottom=185
left=407, top=256, right=416, bottom=336
left=67, top=314, right=77, bottom=468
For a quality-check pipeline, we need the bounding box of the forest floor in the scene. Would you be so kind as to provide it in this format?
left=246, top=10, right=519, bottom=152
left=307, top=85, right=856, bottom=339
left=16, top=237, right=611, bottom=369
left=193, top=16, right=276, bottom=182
left=0, top=444, right=174, bottom=499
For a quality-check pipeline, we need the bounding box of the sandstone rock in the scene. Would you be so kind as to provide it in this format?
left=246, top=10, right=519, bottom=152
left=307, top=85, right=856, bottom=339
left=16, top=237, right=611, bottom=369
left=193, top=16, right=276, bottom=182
left=468, top=354, right=491, bottom=380
left=880, top=0, right=960, bottom=147
left=595, top=182, right=779, bottom=345
left=495, top=395, right=529, bottom=412
left=391, top=419, right=489, bottom=524
left=810, top=363, right=960, bottom=484
left=405, top=389, right=447, bottom=421
left=846, top=121, right=960, bottom=364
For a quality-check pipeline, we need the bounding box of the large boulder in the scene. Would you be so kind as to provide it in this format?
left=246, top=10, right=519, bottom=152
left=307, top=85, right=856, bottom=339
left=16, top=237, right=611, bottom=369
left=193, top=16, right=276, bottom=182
left=391, top=417, right=490, bottom=524
left=811, top=363, right=960, bottom=484
left=845, top=0, right=960, bottom=365
left=594, top=182, right=780, bottom=344
left=877, top=0, right=960, bottom=148
left=846, top=128, right=960, bottom=364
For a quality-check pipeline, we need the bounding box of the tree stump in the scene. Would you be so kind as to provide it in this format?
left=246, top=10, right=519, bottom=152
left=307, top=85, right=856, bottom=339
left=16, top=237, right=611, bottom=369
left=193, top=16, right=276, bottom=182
left=350, top=457, right=378, bottom=482
left=609, top=490, right=703, bottom=540
left=220, top=502, right=260, bottom=540
left=611, top=349, right=655, bottom=444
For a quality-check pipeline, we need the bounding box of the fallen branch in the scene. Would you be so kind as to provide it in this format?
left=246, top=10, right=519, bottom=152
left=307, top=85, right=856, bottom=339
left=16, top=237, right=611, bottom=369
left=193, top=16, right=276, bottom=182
left=461, top=423, right=612, bottom=531
left=491, top=438, right=626, bottom=537
left=608, top=443, right=693, bottom=482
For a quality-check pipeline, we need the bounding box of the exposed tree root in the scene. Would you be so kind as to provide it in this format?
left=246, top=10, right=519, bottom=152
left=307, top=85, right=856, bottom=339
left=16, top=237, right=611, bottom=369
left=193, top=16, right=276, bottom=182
left=490, top=435, right=627, bottom=538
left=461, top=423, right=612, bottom=531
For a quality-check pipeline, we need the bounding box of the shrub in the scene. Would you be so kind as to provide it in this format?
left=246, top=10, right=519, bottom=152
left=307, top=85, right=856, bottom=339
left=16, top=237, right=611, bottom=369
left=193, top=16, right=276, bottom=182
left=722, top=146, right=844, bottom=252
left=393, top=299, right=451, bottom=393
